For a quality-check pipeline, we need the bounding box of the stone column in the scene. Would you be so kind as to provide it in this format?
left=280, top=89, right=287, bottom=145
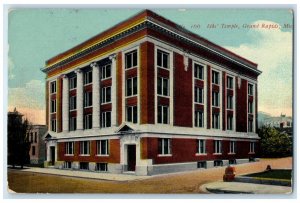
left=109, top=54, right=117, bottom=127
left=75, top=69, right=84, bottom=131
left=62, top=75, right=69, bottom=132
left=91, top=62, right=100, bottom=129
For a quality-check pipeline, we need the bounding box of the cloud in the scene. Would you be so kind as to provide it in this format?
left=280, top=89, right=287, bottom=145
left=8, top=56, right=15, bottom=80
left=225, top=20, right=293, bottom=116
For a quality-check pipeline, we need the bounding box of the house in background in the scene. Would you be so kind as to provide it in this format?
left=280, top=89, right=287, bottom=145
left=41, top=10, right=261, bottom=175
left=27, top=125, right=47, bottom=165
left=263, top=114, right=293, bottom=129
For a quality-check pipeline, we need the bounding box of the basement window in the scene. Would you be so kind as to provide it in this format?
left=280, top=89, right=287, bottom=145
left=197, top=161, right=207, bottom=169
left=214, top=160, right=223, bottom=167
left=96, top=163, right=108, bottom=172
left=79, top=162, right=89, bottom=170
left=64, top=161, right=72, bottom=169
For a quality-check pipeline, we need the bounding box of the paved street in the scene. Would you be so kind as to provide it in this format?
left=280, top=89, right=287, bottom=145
left=7, top=157, right=292, bottom=194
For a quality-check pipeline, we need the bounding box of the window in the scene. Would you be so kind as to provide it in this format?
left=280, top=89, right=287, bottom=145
left=214, top=160, right=223, bottom=167
left=227, top=95, right=233, bottom=109
left=248, top=84, right=253, bottom=96
left=194, top=87, right=203, bottom=103
left=80, top=141, right=90, bottom=155
left=212, top=91, right=219, bottom=107
left=194, top=63, right=204, bottom=80
left=158, top=138, right=171, bottom=155
left=50, top=81, right=56, bottom=94
left=69, top=117, right=77, bottom=131
left=197, top=139, right=206, bottom=154
left=96, top=163, right=108, bottom=172
left=51, top=119, right=56, bottom=132
left=69, top=76, right=77, bottom=89
left=69, top=96, right=77, bottom=110
left=157, top=49, right=169, bottom=69
left=50, top=100, right=56, bottom=113
left=250, top=142, right=255, bottom=153
left=30, top=133, right=33, bottom=143
left=84, top=91, right=92, bottom=107
left=229, top=141, right=236, bottom=154
left=248, top=119, right=253, bottom=132
left=157, top=77, right=169, bottom=96
left=79, top=162, right=89, bottom=170
left=65, top=142, right=74, bottom=155
left=126, top=106, right=138, bottom=123
left=195, top=111, right=204, bottom=127
left=97, top=140, right=109, bottom=155
left=125, top=50, right=137, bottom=69
left=101, top=64, right=111, bottom=79
left=32, top=146, right=35, bottom=156
left=84, top=70, right=93, bottom=85
left=229, top=159, right=237, bottom=165
left=212, top=113, right=220, bottom=129
left=126, top=77, right=137, bottom=96
left=64, top=161, right=72, bottom=169
left=212, top=71, right=219, bottom=84
left=84, top=114, right=92, bottom=129
left=214, top=140, right=222, bottom=154
left=101, top=111, right=111, bottom=128
left=34, top=132, right=37, bottom=143
left=227, top=115, right=233, bottom=130
left=248, top=101, right=253, bottom=114
left=158, top=105, right=169, bottom=124
left=197, top=161, right=207, bottom=169
left=227, top=76, right=233, bottom=89
left=101, top=86, right=111, bottom=104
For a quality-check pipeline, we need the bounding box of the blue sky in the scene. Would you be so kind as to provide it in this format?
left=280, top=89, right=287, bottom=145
left=8, top=8, right=293, bottom=124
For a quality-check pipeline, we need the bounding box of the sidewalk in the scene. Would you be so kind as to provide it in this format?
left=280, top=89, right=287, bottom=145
left=202, top=181, right=292, bottom=194
left=9, top=167, right=150, bottom=182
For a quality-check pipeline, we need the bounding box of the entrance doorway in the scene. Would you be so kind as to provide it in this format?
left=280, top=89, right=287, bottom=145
left=50, top=146, right=55, bottom=166
left=127, top=145, right=136, bottom=171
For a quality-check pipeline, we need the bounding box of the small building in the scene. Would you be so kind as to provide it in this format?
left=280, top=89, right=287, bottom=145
left=263, top=114, right=293, bottom=129
left=27, top=125, right=47, bottom=165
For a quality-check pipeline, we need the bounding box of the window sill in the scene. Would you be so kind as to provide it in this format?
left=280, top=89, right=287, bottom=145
left=69, top=88, right=77, bottom=91
left=158, top=154, right=172, bottom=157
left=79, top=154, right=90, bottom=156
left=101, top=77, right=112, bottom=81
left=248, top=152, right=255, bottom=155
left=157, top=94, right=170, bottom=98
left=125, top=66, right=138, bottom=71
left=96, top=154, right=109, bottom=157
left=157, top=66, right=170, bottom=71
left=194, top=78, right=204, bottom=81
left=212, top=105, right=220, bottom=108
left=69, top=109, right=77, bottom=112
left=64, top=154, right=74, bottom=156
left=213, top=153, right=222, bottom=155
left=50, top=112, right=56, bottom=114
left=125, top=95, right=138, bottom=99
left=194, top=102, right=204, bottom=105
left=84, top=106, right=93, bottom=109
left=228, top=153, right=236, bottom=155
left=212, top=82, right=220, bottom=86
left=84, top=83, right=93, bottom=86
left=195, top=153, right=207, bottom=156
left=101, top=102, right=112, bottom=105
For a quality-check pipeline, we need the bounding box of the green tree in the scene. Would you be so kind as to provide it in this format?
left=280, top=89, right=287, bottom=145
left=258, top=125, right=292, bottom=158
left=8, top=110, right=32, bottom=168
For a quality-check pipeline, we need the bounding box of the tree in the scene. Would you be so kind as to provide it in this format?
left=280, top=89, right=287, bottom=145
left=7, top=109, right=32, bottom=168
left=258, top=125, right=292, bottom=158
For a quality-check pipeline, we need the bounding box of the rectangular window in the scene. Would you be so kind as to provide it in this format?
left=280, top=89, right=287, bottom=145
left=229, top=159, right=237, bottom=165
left=69, top=117, right=77, bottom=131
left=32, top=146, right=35, bottom=156
left=248, top=101, right=253, bottom=114
left=125, top=50, right=137, bottom=69
left=101, top=111, right=111, bottom=128
left=214, top=160, right=223, bottom=167
left=227, top=95, right=233, bottom=109
left=84, top=91, right=93, bottom=107
left=158, top=138, right=171, bottom=155
left=212, top=113, right=220, bottom=129
left=250, top=142, right=255, bottom=153
left=96, top=163, right=108, bottom=172
left=227, top=76, right=233, bottom=89
left=197, top=161, right=207, bottom=169
left=126, top=106, right=138, bottom=123
left=212, top=71, right=219, bottom=85
left=227, top=115, right=233, bottom=130
left=64, top=161, right=72, bottom=169
left=50, top=100, right=56, bottom=113
left=126, top=77, right=137, bottom=96
left=157, top=105, right=169, bottom=124
left=157, top=77, right=169, bottom=96
left=194, top=87, right=203, bottom=103
left=194, top=63, right=204, bottom=80
left=51, top=119, right=56, bottom=132
left=197, top=139, right=206, bottom=154
left=97, top=140, right=109, bottom=155
left=50, top=81, right=56, bottom=94
left=248, top=84, right=253, bottom=96
left=214, top=140, right=222, bottom=154
left=101, top=64, right=111, bottom=79
left=101, top=86, right=111, bottom=103
left=34, top=132, right=37, bottom=143
left=195, top=111, right=204, bottom=128
left=157, top=49, right=169, bottom=69
left=69, top=76, right=77, bottom=89
left=65, top=142, right=74, bottom=155
left=248, top=119, right=253, bottom=132
left=79, top=162, right=89, bottom=170
left=69, top=96, right=77, bottom=110
left=229, top=141, right=236, bottom=154
left=212, top=91, right=219, bottom=107
left=30, top=133, right=33, bottom=143
left=84, top=70, right=93, bottom=85
left=84, top=114, right=92, bottom=129
left=80, top=141, right=90, bottom=155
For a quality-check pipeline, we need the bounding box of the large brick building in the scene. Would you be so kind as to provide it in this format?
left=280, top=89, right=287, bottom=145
left=42, top=10, right=261, bottom=175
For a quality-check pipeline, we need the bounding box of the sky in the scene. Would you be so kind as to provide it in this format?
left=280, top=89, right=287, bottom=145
left=7, top=8, right=293, bottom=124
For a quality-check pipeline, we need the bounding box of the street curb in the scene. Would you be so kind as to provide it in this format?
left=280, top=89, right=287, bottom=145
left=234, top=176, right=291, bottom=186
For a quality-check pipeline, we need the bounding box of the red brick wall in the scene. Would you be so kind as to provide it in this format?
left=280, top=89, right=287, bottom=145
left=207, top=65, right=211, bottom=129
left=117, top=52, right=123, bottom=126
left=236, top=78, right=248, bottom=132
left=57, top=78, right=63, bottom=132
left=222, top=72, right=226, bottom=131
left=173, top=53, right=193, bottom=127
left=46, top=81, right=49, bottom=129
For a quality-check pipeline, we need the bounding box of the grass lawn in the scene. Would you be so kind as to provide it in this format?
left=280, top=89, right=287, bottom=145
left=244, top=169, right=292, bottom=180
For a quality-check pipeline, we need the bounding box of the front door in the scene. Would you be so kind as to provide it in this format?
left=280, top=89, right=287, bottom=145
left=50, top=146, right=55, bottom=166
left=127, top=145, right=136, bottom=171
